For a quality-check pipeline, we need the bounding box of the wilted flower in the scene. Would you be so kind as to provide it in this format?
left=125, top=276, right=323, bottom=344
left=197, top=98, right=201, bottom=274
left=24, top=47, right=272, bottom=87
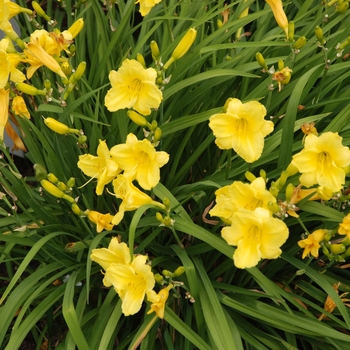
left=105, top=59, right=162, bottom=116
left=147, top=284, right=173, bottom=319
left=0, top=88, right=10, bottom=140
left=209, top=98, right=274, bottom=163
left=110, top=133, right=169, bottom=190
left=77, top=140, right=121, bottom=195
left=291, top=132, right=350, bottom=193
left=221, top=207, right=289, bottom=269
left=265, top=0, right=289, bottom=39
left=298, top=229, right=327, bottom=259
left=11, top=95, right=30, bottom=119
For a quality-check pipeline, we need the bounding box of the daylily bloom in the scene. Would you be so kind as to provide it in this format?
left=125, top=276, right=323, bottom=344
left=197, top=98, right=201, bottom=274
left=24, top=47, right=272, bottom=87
left=103, top=255, right=155, bottom=316
left=291, top=132, right=350, bottom=193
left=77, top=140, right=121, bottom=195
left=265, top=0, right=289, bottom=40
left=297, top=229, right=327, bottom=259
left=90, top=237, right=131, bottom=271
left=221, top=207, right=289, bottom=269
left=0, top=0, right=32, bottom=34
left=209, top=177, right=277, bottom=224
left=147, top=284, right=173, bottom=319
left=11, top=95, right=30, bottom=119
left=110, top=133, right=169, bottom=190
left=105, top=59, right=162, bottom=116
left=209, top=98, right=274, bottom=163
left=135, top=0, right=162, bottom=16
left=338, top=213, right=350, bottom=240
left=0, top=38, right=25, bottom=87
left=111, top=174, right=156, bottom=225
left=0, top=88, right=9, bottom=140
left=87, top=210, right=114, bottom=233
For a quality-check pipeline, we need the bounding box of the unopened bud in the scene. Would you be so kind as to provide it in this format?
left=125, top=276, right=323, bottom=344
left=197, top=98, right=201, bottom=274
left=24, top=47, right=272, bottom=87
left=288, top=21, right=294, bottom=42
left=151, top=120, right=158, bottom=131
left=136, top=53, right=146, bottom=68
left=173, top=266, right=185, bottom=277
left=67, top=177, right=76, bottom=188
left=32, top=1, right=51, bottom=21
left=44, top=117, right=80, bottom=135
left=285, top=183, right=294, bottom=202
left=245, top=171, right=256, bottom=183
left=259, top=169, right=267, bottom=180
left=162, top=197, right=171, bottom=209
left=44, top=79, right=51, bottom=90
left=162, top=269, right=173, bottom=278
left=47, top=173, right=59, bottom=184
left=315, top=26, right=325, bottom=45
left=67, top=18, right=84, bottom=38
left=337, top=1, right=349, bottom=12
left=256, top=52, right=268, bottom=70
left=154, top=127, right=162, bottom=143
left=34, top=164, right=47, bottom=182
left=69, top=44, right=76, bottom=54
left=163, top=216, right=173, bottom=227
left=150, top=40, right=161, bottom=62
left=71, top=203, right=83, bottom=215
left=41, top=179, right=74, bottom=203
left=164, top=28, right=197, bottom=70
left=127, top=110, right=149, bottom=127
left=217, top=19, right=223, bottom=28
left=57, top=181, right=69, bottom=192
left=154, top=273, right=164, bottom=284
left=16, top=82, right=46, bottom=96
left=78, top=135, right=87, bottom=144
left=156, top=212, right=163, bottom=222
left=329, top=243, right=346, bottom=254
left=73, top=61, right=86, bottom=81
left=278, top=59, right=284, bottom=71
left=293, top=36, right=307, bottom=49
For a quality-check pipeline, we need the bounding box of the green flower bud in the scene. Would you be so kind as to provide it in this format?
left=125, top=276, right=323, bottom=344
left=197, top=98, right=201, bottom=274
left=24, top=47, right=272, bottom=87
left=329, top=243, right=346, bottom=255
left=154, top=273, right=164, bottom=284
left=293, top=36, right=307, bottom=49
left=16, top=83, right=46, bottom=96
left=32, top=1, right=51, bottom=21
left=156, top=212, right=163, bottom=222
left=173, top=266, right=185, bottom=277
left=245, top=171, right=256, bottom=183
left=285, top=183, right=294, bottom=202
left=71, top=203, right=83, bottom=215
left=278, top=59, right=284, bottom=71
left=41, top=179, right=74, bottom=203
left=217, top=19, right=223, bottom=28
left=259, top=169, right=267, bottom=180
left=153, top=127, right=162, bottom=143
left=127, top=110, right=149, bottom=127
left=162, top=269, right=173, bottom=278
left=57, top=181, right=69, bottom=192
left=47, top=173, right=59, bottom=184
left=337, top=1, right=349, bottom=12
left=136, top=53, right=146, bottom=68
left=44, top=79, right=52, bottom=91
left=34, top=164, right=47, bottom=182
left=78, top=135, right=87, bottom=144
left=288, top=21, right=295, bottom=42
left=255, top=52, right=268, bottom=70
left=73, top=61, right=86, bottom=81
left=315, top=26, right=325, bottom=45
left=150, top=40, right=161, bottom=62
left=67, top=177, right=76, bottom=188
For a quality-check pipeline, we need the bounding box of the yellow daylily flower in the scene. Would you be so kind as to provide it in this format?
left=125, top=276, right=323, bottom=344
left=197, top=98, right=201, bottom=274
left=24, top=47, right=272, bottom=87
left=209, top=98, right=274, bottom=163
left=135, top=0, right=162, bottom=16
left=110, top=133, right=169, bottom=190
left=338, top=213, right=350, bottom=240
left=11, top=95, right=30, bottom=119
left=103, top=255, right=155, bottom=316
left=77, top=140, right=121, bottom=195
left=265, top=0, right=289, bottom=40
left=221, top=207, right=289, bottom=269
left=105, top=59, right=163, bottom=116
left=90, top=236, right=131, bottom=271
left=209, top=177, right=277, bottom=224
left=0, top=0, right=32, bottom=34
left=111, top=174, right=155, bottom=225
left=147, top=284, right=173, bottom=319
left=87, top=210, right=114, bottom=233
left=0, top=88, right=10, bottom=140
left=291, top=132, right=350, bottom=193
left=297, top=229, right=327, bottom=259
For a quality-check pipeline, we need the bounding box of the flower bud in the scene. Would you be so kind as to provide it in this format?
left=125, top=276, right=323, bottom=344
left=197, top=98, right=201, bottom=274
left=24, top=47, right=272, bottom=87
left=162, top=197, right=171, bottom=209
left=67, top=18, right=84, bottom=38
left=41, top=179, right=74, bottom=203
left=288, top=21, right=294, bottom=42
left=337, top=1, right=349, bottom=13
left=154, top=273, right=164, bottom=284
left=57, top=181, right=69, bottom=192
left=153, top=127, right=162, bottom=143
left=44, top=117, right=80, bottom=135
left=67, top=177, right=76, bottom=188
left=127, top=110, right=149, bottom=127
left=72, top=61, right=86, bottom=82
left=163, top=28, right=197, bottom=69
left=61, top=62, right=72, bottom=77
left=245, top=171, right=256, bottom=183
left=136, top=53, right=146, bottom=68
left=34, top=164, right=47, bottom=182
left=71, top=203, right=83, bottom=215
left=151, top=120, right=158, bottom=131
left=217, top=19, right=223, bottom=28
left=163, top=216, right=173, bottom=227
left=278, top=59, right=284, bottom=71
left=15, top=83, right=46, bottom=96
left=78, top=135, right=87, bottom=144
left=47, top=173, right=59, bottom=184
left=156, top=212, right=163, bottom=222
left=173, top=266, right=185, bottom=277
left=315, top=26, right=325, bottom=45
left=150, top=41, right=161, bottom=62
left=32, top=1, right=51, bottom=21
left=329, top=243, right=346, bottom=255
left=162, top=270, right=173, bottom=278
left=285, top=183, right=294, bottom=202
left=259, top=169, right=267, bottom=180
left=44, top=79, right=51, bottom=90
left=256, top=52, right=268, bottom=70
left=293, top=36, right=307, bottom=49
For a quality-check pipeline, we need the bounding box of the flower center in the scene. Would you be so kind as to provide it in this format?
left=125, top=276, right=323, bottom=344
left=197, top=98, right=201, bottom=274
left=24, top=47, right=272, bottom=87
left=318, top=151, right=332, bottom=169
left=129, top=78, right=142, bottom=93
left=134, top=151, right=149, bottom=166
left=247, top=225, right=261, bottom=243
left=234, top=118, right=248, bottom=132
left=245, top=197, right=263, bottom=210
